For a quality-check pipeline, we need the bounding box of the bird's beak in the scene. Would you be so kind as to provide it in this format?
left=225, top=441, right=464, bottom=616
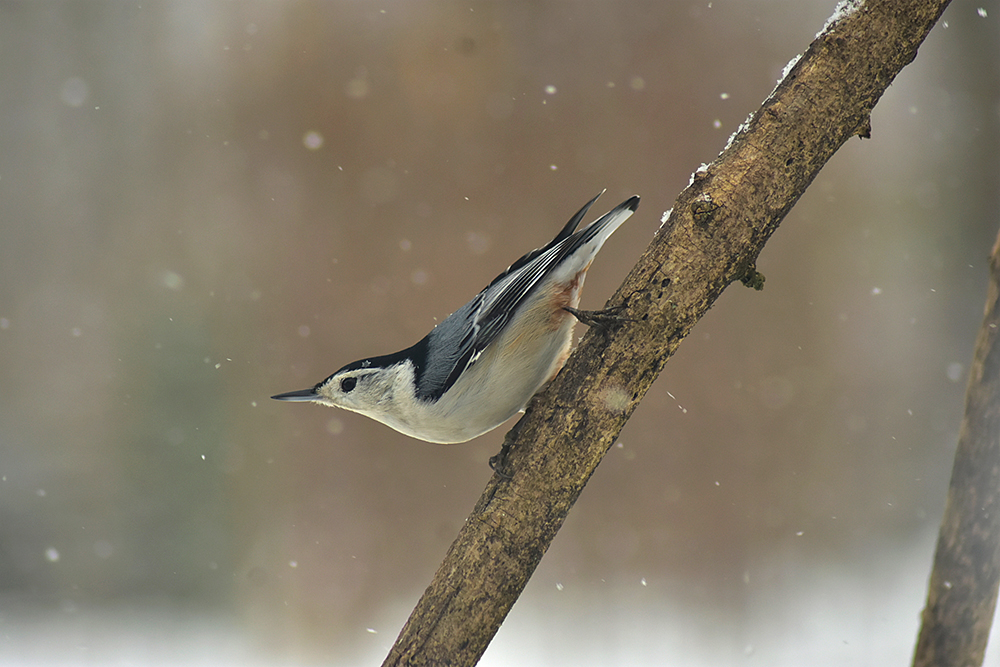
left=271, top=388, right=318, bottom=402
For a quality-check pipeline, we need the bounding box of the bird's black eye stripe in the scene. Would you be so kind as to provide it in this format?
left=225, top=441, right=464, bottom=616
left=340, top=377, right=358, bottom=393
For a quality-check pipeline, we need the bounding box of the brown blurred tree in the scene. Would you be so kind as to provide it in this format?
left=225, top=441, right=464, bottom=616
left=374, top=0, right=991, bottom=665
left=912, top=232, right=1000, bottom=666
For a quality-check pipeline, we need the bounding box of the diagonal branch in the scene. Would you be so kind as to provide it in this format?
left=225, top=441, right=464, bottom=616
left=383, top=0, right=953, bottom=664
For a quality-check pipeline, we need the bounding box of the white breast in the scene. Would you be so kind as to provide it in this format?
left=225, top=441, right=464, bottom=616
left=377, top=288, right=579, bottom=444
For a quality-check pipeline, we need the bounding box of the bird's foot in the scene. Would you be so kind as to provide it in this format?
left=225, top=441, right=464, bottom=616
left=564, top=304, right=630, bottom=331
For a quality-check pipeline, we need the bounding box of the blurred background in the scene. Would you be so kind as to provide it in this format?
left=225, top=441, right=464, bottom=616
left=1, top=1, right=998, bottom=665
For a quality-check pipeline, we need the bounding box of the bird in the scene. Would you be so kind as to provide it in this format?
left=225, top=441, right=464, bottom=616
left=272, top=192, right=639, bottom=444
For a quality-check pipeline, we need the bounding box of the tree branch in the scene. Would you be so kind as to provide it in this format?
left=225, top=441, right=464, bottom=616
left=383, top=0, right=953, bottom=664
left=912, top=229, right=1000, bottom=667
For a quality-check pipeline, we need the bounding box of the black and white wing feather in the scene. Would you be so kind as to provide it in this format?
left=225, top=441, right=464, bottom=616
left=413, top=192, right=638, bottom=401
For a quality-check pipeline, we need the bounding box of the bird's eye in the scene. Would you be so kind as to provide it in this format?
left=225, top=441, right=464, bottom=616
left=340, top=377, right=358, bottom=393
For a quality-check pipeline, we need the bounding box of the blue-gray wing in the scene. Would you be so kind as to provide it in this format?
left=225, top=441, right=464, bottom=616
left=414, top=193, right=638, bottom=401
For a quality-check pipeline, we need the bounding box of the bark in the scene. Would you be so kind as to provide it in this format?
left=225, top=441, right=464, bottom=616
left=382, top=0, right=954, bottom=664
left=912, top=230, right=1000, bottom=667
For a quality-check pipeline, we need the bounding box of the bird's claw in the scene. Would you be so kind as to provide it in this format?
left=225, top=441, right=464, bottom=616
left=564, top=304, right=630, bottom=331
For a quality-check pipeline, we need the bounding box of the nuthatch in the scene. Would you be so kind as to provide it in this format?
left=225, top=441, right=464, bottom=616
left=273, top=192, right=638, bottom=443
